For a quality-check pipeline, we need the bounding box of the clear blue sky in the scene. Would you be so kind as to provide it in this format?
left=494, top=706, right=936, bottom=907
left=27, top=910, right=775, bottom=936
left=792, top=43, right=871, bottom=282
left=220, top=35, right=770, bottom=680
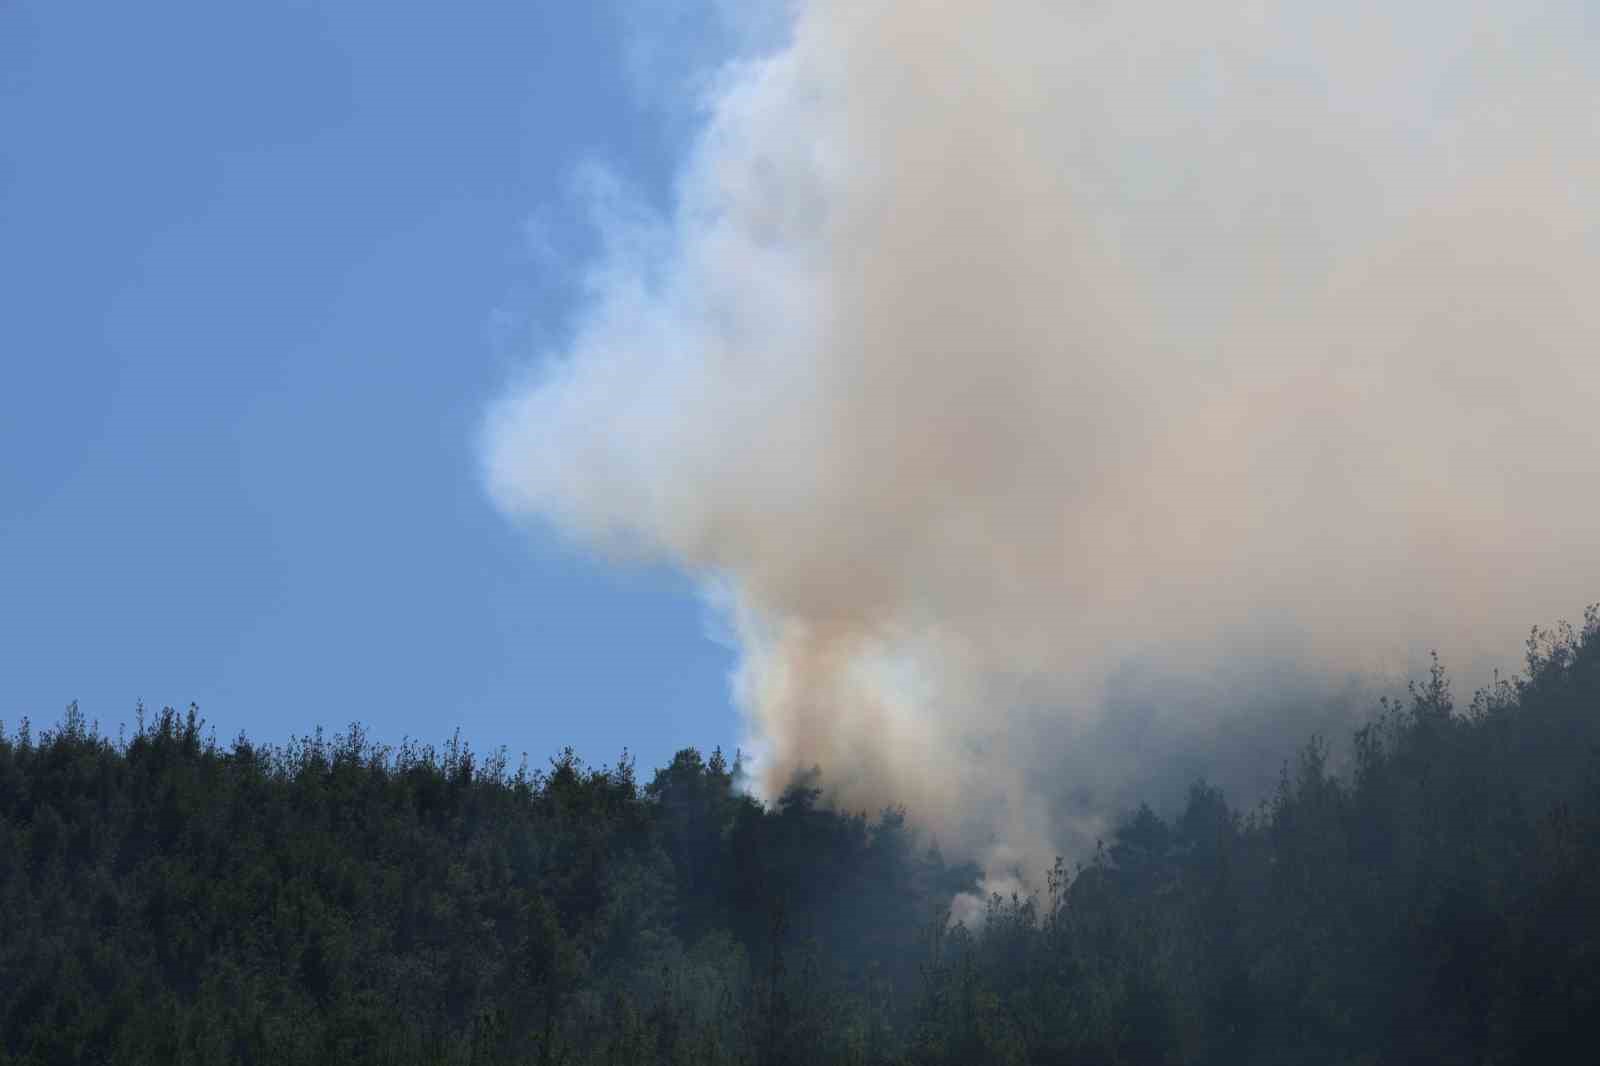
left=1, top=0, right=740, bottom=772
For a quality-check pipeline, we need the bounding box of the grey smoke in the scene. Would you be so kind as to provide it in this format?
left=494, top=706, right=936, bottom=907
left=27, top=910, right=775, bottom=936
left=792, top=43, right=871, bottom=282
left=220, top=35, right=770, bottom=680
left=484, top=0, right=1600, bottom=884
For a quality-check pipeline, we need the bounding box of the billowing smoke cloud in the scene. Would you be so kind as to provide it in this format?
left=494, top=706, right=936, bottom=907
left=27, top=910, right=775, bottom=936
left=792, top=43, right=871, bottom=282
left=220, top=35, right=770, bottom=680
left=484, top=0, right=1600, bottom=881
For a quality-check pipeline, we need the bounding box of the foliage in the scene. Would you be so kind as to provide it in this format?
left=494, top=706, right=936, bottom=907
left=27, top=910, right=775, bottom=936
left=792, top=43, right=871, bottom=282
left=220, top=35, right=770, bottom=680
left=0, top=705, right=968, bottom=1064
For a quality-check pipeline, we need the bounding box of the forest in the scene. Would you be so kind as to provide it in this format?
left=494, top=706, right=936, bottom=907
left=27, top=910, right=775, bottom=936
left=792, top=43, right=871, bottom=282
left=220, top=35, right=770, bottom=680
left=2, top=608, right=1598, bottom=1065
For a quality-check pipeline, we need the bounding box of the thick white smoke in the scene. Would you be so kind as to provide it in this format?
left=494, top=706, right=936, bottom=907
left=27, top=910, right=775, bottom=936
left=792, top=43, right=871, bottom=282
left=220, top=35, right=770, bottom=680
left=485, top=1, right=1600, bottom=880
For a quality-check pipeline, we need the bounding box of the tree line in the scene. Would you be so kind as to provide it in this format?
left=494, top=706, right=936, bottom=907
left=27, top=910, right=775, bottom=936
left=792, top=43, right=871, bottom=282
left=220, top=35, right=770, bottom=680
left=1, top=607, right=1597, bottom=1064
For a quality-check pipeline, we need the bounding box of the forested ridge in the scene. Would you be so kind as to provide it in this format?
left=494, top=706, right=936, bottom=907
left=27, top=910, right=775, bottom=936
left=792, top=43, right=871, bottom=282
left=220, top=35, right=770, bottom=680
left=3, top=609, right=1598, bottom=1065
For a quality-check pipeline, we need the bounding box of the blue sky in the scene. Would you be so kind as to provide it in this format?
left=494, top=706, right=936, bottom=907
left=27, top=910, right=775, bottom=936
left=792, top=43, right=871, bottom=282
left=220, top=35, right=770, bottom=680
left=1, top=0, right=740, bottom=772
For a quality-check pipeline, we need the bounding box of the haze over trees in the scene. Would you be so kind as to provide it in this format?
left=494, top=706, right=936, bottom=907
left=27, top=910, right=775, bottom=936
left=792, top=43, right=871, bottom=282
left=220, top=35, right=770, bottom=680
left=2, top=608, right=1597, bottom=1064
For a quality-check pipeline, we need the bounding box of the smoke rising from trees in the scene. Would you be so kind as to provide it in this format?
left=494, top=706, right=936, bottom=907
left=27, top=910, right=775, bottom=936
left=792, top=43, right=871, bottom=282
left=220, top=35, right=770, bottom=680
left=483, top=0, right=1600, bottom=878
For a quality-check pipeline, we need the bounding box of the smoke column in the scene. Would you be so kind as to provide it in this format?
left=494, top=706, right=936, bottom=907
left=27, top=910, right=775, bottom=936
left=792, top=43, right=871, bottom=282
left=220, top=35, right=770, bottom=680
left=484, top=1, right=1600, bottom=882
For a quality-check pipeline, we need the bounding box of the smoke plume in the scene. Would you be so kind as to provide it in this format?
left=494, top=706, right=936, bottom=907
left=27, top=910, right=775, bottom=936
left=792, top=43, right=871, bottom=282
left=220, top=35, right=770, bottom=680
left=484, top=1, right=1600, bottom=880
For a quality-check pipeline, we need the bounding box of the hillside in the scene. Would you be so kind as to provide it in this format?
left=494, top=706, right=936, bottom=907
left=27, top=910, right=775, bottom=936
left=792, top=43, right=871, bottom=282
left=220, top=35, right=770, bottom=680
left=2, top=609, right=1597, bottom=1065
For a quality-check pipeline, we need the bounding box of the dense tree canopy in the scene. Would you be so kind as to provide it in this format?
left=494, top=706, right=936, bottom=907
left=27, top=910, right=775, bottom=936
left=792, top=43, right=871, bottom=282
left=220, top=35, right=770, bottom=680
left=2, top=608, right=1597, bottom=1064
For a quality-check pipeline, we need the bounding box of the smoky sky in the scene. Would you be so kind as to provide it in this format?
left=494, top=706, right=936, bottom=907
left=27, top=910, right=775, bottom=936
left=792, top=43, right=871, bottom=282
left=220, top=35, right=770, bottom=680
left=484, top=1, right=1600, bottom=881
